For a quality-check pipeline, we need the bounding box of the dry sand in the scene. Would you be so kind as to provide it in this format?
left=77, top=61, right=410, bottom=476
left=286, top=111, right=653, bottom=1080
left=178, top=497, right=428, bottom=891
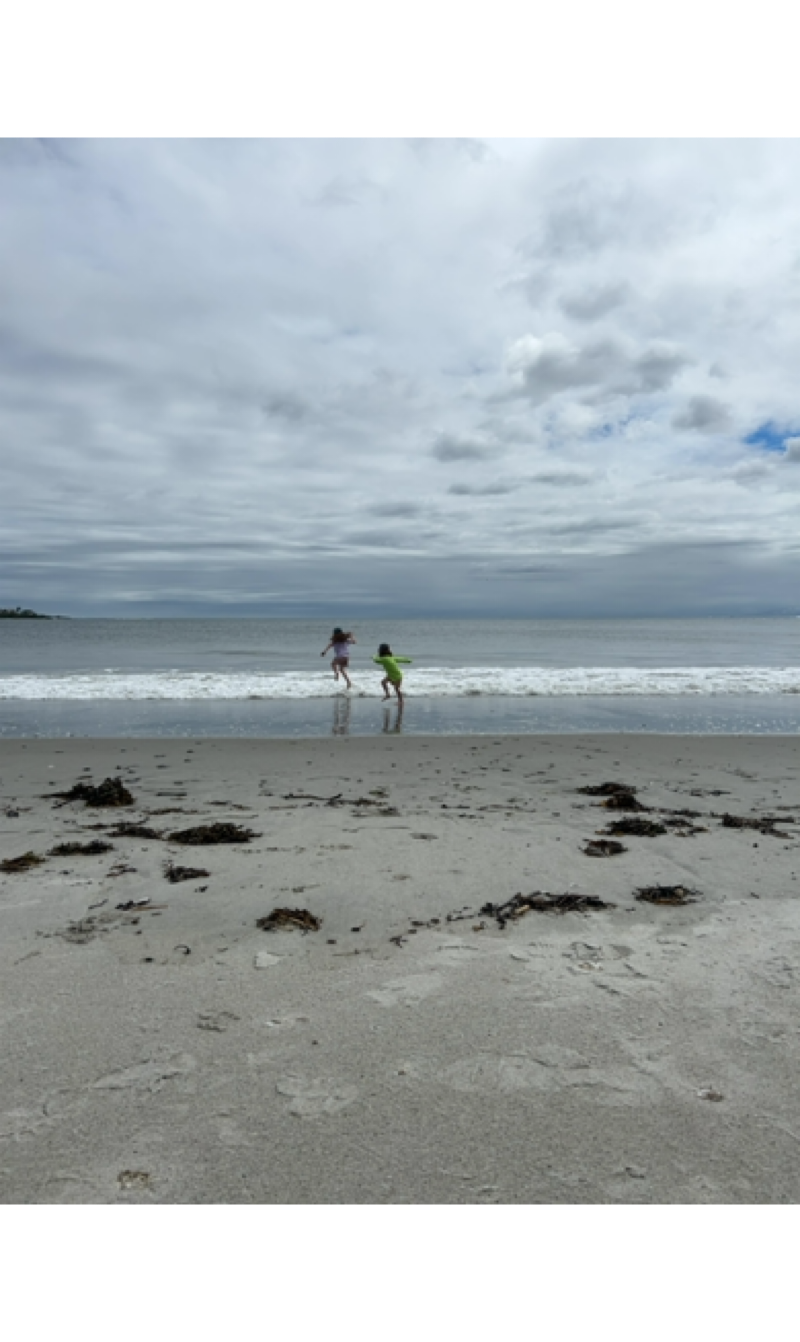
left=2, top=732, right=800, bottom=1204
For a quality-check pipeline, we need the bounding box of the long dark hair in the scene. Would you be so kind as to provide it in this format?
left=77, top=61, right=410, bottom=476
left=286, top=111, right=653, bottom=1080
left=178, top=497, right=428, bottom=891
left=378, top=643, right=391, bottom=656
left=332, top=627, right=346, bottom=641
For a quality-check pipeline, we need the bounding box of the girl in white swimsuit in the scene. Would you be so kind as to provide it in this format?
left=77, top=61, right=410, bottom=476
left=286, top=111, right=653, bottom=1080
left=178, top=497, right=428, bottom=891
left=321, top=627, right=356, bottom=689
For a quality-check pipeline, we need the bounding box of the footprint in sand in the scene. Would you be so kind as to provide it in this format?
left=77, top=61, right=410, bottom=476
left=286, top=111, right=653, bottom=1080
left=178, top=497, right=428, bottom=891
left=1, top=1087, right=87, bottom=1141
left=261, top=1013, right=310, bottom=1031
left=197, top=1011, right=240, bottom=1033
left=441, top=1055, right=558, bottom=1094
left=367, top=973, right=443, bottom=1008
left=757, top=957, right=796, bottom=989
left=430, top=940, right=487, bottom=967
left=275, top=1075, right=359, bottom=1117
left=439, top=1046, right=591, bottom=1094
left=0, top=1105, right=56, bottom=1142
left=92, top=1053, right=197, bottom=1093
left=215, top=1118, right=253, bottom=1147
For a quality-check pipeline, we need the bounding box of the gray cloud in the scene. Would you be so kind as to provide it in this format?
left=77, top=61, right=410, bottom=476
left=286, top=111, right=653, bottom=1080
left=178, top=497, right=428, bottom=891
left=262, top=393, right=310, bottom=422
left=448, top=482, right=514, bottom=496
left=559, top=282, right=629, bottom=321
left=731, top=461, right=771, bottom=485
left=527, top=167, right=683, bottom=266
left=0, top=325, right=122, bottom=386
left=2, top=138, right=800, bottom=615
left=346, top=526, right=444, bottom=549
left=528, top=469, right=593, bottom=487
left=6, top=536, right=794, bottom=620
left=632, top=345, right=690, bottom=394
left=672, top=395, right=732, bottom=433
left=431, top=432, right=500, bottom=462
left=368, top=501, right=425, bottom=517
left=406, top=138, right=492, bottom=165
left=312, top=175, right=386, bottom=208
left=538, top=516, right=643, bottom=537
left=506, top=333, right=689, bottom=404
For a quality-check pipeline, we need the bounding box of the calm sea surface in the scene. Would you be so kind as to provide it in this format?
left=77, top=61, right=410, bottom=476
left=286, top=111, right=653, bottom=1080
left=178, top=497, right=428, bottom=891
left=1, top=617, right=799, bottom=737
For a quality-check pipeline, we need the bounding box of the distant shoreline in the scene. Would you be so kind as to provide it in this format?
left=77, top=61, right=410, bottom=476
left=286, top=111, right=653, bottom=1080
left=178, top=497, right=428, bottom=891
left=0, top=608, right=65, bottom=619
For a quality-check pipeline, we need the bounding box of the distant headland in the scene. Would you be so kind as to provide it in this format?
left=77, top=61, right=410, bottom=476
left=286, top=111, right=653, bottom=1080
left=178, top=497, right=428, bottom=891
left=0, top=607, right=66, bottom=619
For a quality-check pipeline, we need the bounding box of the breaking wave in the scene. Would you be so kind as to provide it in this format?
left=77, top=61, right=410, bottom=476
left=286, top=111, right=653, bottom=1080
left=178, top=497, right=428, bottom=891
left=2, top=666, right=799, bottom=701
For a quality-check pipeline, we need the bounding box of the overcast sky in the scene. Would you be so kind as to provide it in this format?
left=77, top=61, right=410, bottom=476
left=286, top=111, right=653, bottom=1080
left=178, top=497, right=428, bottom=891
left=2, top=136, right=800, bottom=617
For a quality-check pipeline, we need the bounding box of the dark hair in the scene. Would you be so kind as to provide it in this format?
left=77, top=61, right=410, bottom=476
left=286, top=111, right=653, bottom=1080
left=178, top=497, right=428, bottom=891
left=378, top=643, right=391, bottom=656
left=332, top=627, right=345, bottom=640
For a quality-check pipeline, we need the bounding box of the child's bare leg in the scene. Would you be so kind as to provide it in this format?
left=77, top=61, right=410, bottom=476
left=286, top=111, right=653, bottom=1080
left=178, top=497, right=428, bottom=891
left=342, top=667, right=352, bottom=689
left=395, top=682, right=404, bottom=706
left=381, top=676, right=391, bottom=700
left=331, top=660, right=340, bottom=681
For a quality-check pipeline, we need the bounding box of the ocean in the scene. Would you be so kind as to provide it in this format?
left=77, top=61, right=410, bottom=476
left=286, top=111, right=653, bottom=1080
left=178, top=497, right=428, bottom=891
left=1, top=617, right=799, bottom=738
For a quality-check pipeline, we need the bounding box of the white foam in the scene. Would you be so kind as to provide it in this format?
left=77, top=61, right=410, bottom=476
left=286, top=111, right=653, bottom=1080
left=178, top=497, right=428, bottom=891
left=1, top=666, right=799, bottom=701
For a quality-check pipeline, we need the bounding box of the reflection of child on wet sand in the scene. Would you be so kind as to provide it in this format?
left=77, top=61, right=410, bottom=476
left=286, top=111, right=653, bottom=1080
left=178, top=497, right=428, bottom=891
left=373, top=643, right=412, bottom=705
left=321, top=628, right=356, bottom=690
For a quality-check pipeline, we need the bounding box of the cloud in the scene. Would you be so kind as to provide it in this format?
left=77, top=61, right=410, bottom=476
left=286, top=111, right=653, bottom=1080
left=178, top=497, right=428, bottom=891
left=528, top=469, right=593, bottom=487
left=731, top=461, right=771, bottom=485
left=431, top=432, right=500, bottom=462
left=539, top=516, right=644, bottom=537
left=672, top=395, right=732, bottom=433
left=559, top=281, right=629, bottom=321
left=262, top=393, right=310, bottom=422
left=312, top=175, right=386, bottom=208
left=368, top=501, right=425, bottom=516
left=448, top=482, right=514, bottom=496
left=506, top=332, right=689, bottom=405
left=2, top=138, right=800, bottom=615
left=406, top=138, right=492, bottom=165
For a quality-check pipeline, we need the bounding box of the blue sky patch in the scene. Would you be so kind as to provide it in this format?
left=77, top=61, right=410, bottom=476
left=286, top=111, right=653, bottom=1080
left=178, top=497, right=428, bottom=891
left=592, top=416, right=632, bottom=439
left=744, top=422, right=797, bottom=453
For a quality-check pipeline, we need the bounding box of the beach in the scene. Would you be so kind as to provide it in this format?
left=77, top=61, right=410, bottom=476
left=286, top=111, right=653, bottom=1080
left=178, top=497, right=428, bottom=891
left=2, top=731, right=800, bottom=1204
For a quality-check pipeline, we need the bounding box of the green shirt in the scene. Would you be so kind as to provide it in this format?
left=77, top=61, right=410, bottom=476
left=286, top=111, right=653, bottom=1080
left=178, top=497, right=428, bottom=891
left=372, top=654, right=412, bottom=682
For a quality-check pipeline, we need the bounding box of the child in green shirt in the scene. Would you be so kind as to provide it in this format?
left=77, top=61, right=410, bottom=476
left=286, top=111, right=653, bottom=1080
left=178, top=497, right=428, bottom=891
left=373, top=643, right=412, bottom=705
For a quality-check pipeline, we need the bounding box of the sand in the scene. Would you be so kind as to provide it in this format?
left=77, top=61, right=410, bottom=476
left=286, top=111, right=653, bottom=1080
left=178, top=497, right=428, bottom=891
left=1, top=732, right=800, bottom=1204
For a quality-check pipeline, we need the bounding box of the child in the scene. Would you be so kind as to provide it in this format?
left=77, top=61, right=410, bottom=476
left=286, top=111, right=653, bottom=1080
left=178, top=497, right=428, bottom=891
left=321, top=627, right=356, bottom=689
left=373, top=643, right=412, bottom=705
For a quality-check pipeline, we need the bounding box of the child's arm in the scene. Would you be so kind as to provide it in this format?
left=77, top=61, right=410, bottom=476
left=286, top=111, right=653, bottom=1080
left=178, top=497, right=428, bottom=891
left=395, top=657, right=412, bottom=664
left=321, top=641, right=333, bottom=656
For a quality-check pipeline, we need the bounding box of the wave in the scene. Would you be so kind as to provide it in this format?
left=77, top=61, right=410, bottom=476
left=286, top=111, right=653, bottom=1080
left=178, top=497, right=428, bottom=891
left=2, top=666, right=799, bottom=701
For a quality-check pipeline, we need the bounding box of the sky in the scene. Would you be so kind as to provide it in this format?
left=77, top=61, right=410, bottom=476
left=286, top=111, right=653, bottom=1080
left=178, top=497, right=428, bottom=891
left=2, top=135, right=800, bottom=618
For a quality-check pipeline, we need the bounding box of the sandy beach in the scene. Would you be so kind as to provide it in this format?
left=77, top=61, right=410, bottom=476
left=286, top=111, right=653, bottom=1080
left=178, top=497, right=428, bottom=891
left=2, top=732, right=800, bottom=1204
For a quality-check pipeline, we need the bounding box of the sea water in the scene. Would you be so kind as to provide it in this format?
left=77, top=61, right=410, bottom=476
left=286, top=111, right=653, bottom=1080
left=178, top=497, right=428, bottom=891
left=1, top=617, right=798, bottom=738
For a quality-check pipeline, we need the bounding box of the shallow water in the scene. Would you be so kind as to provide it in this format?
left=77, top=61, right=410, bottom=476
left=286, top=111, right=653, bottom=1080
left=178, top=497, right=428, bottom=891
left=2, top=617, right=798, bottom=737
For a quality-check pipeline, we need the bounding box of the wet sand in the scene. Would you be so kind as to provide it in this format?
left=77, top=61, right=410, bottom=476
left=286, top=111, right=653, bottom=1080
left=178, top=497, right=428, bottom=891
left=2, top=733, right=800, bottom=1203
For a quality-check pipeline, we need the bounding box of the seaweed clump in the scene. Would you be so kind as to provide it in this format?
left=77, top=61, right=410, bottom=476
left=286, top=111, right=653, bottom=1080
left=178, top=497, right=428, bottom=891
left=636, top=885, right=697, bottom=907
left=53, top=778, right=134, bottom=805
left=1, top=853, right=44, bottom=874
left=49, top=842, right=114, bottom=853
left=255, top=912, right=320, bottom=934
left=168, top=821, right=259, bottom=842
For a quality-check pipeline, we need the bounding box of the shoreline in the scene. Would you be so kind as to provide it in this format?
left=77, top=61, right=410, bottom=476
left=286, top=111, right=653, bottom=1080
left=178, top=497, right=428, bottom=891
left=2, top=690, right=800, bottom=740
left=1, top=735, right=800, bottom=746
left=2, top=732, right=800, bottom=1203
